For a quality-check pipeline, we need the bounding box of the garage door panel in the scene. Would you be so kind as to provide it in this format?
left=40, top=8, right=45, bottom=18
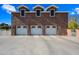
left=16, top=25, right=27, bottom=35
left=31, top=25, right=43, bottom=35
left=46, top=25, right=57, bottom=35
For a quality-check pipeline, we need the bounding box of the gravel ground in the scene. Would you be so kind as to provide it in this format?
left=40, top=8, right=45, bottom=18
left=0, top=36, right=79, bottom=55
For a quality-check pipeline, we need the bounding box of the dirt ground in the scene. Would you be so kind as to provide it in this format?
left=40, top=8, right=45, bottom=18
left=0, top=36, right=78, bottom=55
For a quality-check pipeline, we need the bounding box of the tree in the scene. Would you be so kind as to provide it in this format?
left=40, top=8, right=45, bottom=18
left=68, top=19, right=78, bottom=32
left=0, top=23, right=11, bottom=30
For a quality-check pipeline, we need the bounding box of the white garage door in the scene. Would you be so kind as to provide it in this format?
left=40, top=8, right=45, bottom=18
left=16, top=25, right=27, bottom=35
left=46, top=25, right=57, bottom=35
left=31, top=25, right=43, bottom=35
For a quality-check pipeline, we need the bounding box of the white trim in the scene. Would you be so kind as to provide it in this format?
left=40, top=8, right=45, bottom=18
left=29, top=11, right=36, bottom=13
left=27, top=11, right=69, bottom=13
left=56, top=11, right=69, bottom=13
left=13, top=11, right=68, bottom=14
left=41, top=11, right=50, bottom=13
left=35, top=9, right=41, bottom=17
left=20, top=9, right=26, bottom=17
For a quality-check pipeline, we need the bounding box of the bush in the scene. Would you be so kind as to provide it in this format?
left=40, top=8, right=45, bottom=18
left=68, top=20, right=78, bottom=32
left=68, top=20, right=78, bottom=29
left=0, top=23, right=10, bottom=30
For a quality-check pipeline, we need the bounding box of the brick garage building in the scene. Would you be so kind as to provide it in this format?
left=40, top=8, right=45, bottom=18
left=11, top=5, right=68, bottom=35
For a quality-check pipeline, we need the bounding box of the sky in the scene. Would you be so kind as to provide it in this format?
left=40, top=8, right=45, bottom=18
left=0, top=4, right=79, bottom=25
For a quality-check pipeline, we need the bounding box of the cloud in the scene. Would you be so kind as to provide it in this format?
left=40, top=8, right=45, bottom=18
left=2, top=4, right=16, bottom=14
left=74, top=8, right=79, bottom=14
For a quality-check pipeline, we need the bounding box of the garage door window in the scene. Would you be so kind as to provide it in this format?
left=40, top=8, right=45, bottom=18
left=52, top=26, right=56, bottom=28
left=17, top=26, right=21, bottom=28
left=38, top=26, right=41, bottom=28
left=32, top=26, right=35, bottom=28
left=23, top=26, right=27, bottom=28
left=47, top=26, right=50, bottom=28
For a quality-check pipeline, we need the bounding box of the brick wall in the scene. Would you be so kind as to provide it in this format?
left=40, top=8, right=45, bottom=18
left=11, top=12, right=68, bottom=35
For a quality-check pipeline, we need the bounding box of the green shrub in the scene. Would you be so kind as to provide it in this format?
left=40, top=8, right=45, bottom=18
left=0, top=23, right=10, bottom=30
left=68, top=20, right=78, bottom=32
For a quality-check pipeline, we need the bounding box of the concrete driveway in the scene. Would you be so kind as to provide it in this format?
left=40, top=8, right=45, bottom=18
left=0, top=36, right=79, bottom=55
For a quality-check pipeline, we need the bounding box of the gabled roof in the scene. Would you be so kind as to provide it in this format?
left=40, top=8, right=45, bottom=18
left=33, top=5, right=44, bottom=11
left=17, top=5, right=29, bottom=11
left=46, top=5, right=58, bottom=11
